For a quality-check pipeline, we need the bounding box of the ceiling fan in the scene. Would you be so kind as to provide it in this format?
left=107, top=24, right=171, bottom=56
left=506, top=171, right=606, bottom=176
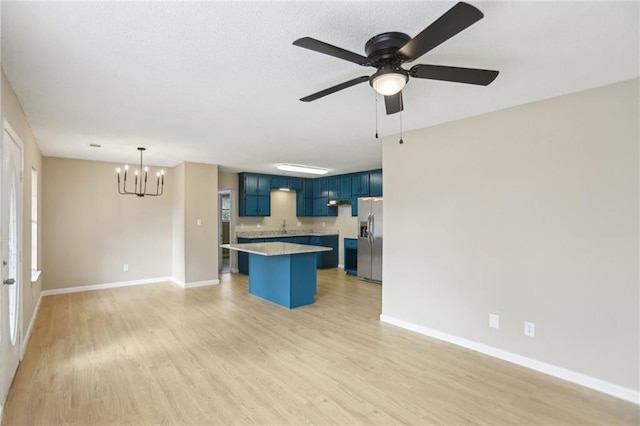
left=293, top=1, right=499, bottom=115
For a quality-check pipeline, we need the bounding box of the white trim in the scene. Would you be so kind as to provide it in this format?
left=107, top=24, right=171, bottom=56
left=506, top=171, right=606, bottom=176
left=231, top=268, right=239, bottom=273
left=41, top=276, right=175, bottom=296
left=30, top=270, right=42, bottom=283
left=21, top=292, right=43, bottom=359
left=379, top=314, right=640, bottom=405
left=338, top=263, right=344, bottom=269
left=172, top=279, right=220, bottom=289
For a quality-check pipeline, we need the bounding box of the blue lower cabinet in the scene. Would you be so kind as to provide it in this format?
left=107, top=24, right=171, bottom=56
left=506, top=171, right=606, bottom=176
left=237, top=235, right=337, bottom=274
left=344, top=238, right=357, bottom=275
left=309, top=235, right=338, bottom=269
left=238, top=238, right=264, bottom=274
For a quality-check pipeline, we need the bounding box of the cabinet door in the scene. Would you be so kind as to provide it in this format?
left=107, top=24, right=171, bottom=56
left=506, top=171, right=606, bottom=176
left=257, top=195, right=270, bottom=216
left=300, top=179, right=313, bottom=197
left=339, top=176, right=352, bottom=199
left=369, top=171, right=382, bottom=196
left=313, top=198, right=327, bottom=216
left=257, top=175, right=271, bottom=195
left=328, top=177, right=340, bottom=200
left=351, top=195, right=359, bottom=216
left=271, top=176, right=287, bottom=189
left=320, top=235, right=338, bottom=268
left=351, top=173, right=369, bottom=196
left=313, top=178, right=329, bottom=198
left=289, top=178, right=302, bottom=191
left=244, top=174, right=259, bottom=195
left=244, top=195, right=259, bottom=216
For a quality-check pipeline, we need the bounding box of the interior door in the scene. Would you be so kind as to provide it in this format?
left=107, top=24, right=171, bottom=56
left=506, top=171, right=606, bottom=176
left=1, top=124, right=23, bottom=404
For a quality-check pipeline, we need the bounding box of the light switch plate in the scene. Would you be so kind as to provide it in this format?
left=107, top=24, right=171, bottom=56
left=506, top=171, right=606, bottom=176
left=489, top=313, right=500, bottom=329
left=524, top=322, right=535, bottom=337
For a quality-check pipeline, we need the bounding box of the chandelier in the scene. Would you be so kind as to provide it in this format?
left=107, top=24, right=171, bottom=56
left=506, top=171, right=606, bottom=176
left=116, top=147, right=164, bottom=197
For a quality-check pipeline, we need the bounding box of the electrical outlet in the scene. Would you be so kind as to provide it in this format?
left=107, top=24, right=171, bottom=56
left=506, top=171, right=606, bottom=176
left=489, top=313, right=500, bottom=329
left=196, top=219, right=202, bottom=227
left=322, top=222, right=326, bottom=227
left=524, top=322, right=535, bottom=337
left=257, top=223, right=261, bottom=228
left=297, top=221, right=301, bottom=227
left=123, top=264, right=129, bottom=272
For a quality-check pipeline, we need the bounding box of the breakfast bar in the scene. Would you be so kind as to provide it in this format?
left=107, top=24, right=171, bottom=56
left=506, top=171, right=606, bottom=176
left=223, top=242, right=332, bottom=309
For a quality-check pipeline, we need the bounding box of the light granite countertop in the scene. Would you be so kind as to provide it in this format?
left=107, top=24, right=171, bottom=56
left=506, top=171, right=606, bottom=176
left=222, top=242, right=332, bottom=256
left=236, top=229, right=338, bottom=239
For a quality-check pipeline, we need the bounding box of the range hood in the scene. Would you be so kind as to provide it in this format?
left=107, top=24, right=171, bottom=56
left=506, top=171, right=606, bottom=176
left=327, top=199, right=351, bottom=206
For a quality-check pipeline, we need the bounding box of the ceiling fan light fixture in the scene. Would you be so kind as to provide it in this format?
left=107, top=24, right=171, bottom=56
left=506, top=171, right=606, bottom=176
left=276, top=164, right=329, bottom=175
left=371, top=68, right=408, bottom=96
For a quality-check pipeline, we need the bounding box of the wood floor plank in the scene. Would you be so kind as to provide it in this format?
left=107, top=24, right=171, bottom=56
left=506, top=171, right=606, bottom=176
left=2, top=269, right=638, bottom=425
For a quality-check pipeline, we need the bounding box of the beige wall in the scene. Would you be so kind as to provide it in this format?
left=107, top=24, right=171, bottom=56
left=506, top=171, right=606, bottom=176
left=42, top=158, right=174, bottom=289
left=172, top=163, right=186, bottom=282
left=183, top=162, right=218, bottom=283
left=382, top=79, right=639, bottom=391
left=1, top=69, right=43, bottom=342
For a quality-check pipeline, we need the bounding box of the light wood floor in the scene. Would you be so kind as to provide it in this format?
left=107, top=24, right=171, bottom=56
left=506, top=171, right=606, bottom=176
left=3, top=269, right=638, bottom=425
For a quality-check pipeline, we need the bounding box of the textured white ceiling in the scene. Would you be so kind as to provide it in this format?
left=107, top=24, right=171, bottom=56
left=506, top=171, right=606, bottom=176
left=1, top=1, right=638, bottom=176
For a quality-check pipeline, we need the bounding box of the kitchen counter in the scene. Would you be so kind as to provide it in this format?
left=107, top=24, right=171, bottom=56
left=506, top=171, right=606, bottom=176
left=223, top=242, right=333, bottom=309
left=222, top=242, right=331, bottom=256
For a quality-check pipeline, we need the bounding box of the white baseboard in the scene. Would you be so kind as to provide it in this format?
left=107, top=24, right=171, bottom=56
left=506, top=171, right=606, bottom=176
left=338, top=263, right=344, bottom=269
left=172, top=278, right=220, bottom=288
left=41, top=276, right=175, bottom=296
left=21, top=292, right=43, bottom=359
left=379, top=314, right=639, bottom=405
left=231, top=268, right=239, bottom=273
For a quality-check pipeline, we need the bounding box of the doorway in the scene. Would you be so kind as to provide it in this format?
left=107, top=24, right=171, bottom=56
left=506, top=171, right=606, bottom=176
left=1, top=120, right=24, bottom=405
left=218, top=190, right=234, bottom=274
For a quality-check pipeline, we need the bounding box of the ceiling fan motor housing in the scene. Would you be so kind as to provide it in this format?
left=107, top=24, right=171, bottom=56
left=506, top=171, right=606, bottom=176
left=364, top=32, right=411, bottom=65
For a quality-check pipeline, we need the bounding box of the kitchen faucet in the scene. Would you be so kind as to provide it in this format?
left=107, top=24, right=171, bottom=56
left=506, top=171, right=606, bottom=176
left=282, top=219, right=286, bottom=234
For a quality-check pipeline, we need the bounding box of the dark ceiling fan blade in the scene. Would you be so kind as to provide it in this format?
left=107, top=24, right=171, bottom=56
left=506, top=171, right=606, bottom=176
left=300, top=76, right=370, bottom=102
left=398, top=2, right=484, bottom=61
left=384, top=92, right=404, bottom=115
left=410, top=64, right=499, bottom=86
left=293, top=37, right=372, bottom=66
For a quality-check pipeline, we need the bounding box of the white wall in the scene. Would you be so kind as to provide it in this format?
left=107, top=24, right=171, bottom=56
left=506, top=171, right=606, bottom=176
left=381, top=79, right=639, bottom=394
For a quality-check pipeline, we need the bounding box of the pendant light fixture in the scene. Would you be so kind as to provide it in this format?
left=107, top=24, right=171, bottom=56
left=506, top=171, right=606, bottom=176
left=116, top=147, right=164, bottom=197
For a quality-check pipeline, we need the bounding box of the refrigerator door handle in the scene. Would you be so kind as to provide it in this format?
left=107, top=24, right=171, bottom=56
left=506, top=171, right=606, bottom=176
left=368, top=212, right=373, bottom=246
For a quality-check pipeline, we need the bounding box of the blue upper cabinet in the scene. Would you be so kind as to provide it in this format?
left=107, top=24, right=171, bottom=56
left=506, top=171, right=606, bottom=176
left=239, top=173, right=272, bottom=216
left=368, top=170, right=382, bottom=197
left=243, top=173, right=271, bottom=196
left=311, top=178, right=337, bottom=216
left=351, top=173, right=369, bottom=196
left=329, top=175, right=351, bottom=200
left=296, top=179, right=314, bottom=217
left=272, top=176, right=302, bottom=191
left=312, top=178, right=329, bottom=198
left=240, top=170, right=379, bottom=217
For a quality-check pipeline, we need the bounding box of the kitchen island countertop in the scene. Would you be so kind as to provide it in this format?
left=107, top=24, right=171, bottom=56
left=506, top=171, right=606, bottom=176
left=223, top=242, right=332, bottom=256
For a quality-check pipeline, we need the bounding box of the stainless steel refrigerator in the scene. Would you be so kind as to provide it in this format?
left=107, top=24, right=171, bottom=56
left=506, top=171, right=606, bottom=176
left=357, top=197, right=383, bottom=283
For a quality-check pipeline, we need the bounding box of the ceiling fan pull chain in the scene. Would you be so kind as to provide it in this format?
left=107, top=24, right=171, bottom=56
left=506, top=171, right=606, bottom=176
left=399, top=111, right=404, bottom=145
left=375, top=93, right=379, bottom=139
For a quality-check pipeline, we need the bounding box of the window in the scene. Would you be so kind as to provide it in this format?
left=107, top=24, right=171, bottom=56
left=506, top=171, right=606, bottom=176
left=31, top=167, right=40, bottom=282
left=221, top=195, right=231, bottom=222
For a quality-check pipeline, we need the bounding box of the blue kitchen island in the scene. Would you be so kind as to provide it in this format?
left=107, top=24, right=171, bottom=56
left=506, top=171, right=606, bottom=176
left=223, top=242, right=332, bottom=309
